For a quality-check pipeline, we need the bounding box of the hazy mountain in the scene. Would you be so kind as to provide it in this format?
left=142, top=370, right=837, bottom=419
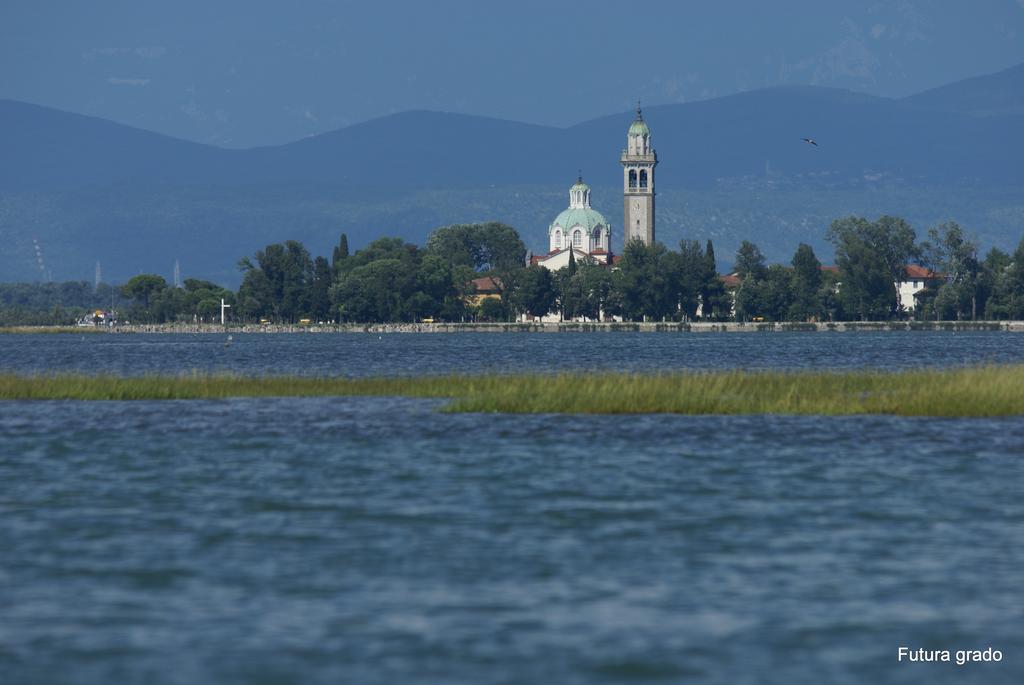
left=0, top=100, right=234, bottom=191
left=1, top=63, right=1021, bottom=285
left=903, top=62, right=1024, bottom=117
left=6, top=2, right=1023, bottom=147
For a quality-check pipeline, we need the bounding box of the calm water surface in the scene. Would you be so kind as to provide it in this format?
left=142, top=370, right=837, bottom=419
left=0, top=330, right=1022, bottom=376
left=1, top=333, right=1022, bottom=684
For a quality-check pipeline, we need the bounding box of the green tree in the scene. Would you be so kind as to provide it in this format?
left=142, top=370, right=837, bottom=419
left=479, top=296, right=510, bottom=322
left=700, top=239, right=728, bottom=320
left=332, top=233, right=350, bottom=269
left=828, top=216, right=918, bottom=284
left=819, top=269, right=843, bottom=322
left=426, top=222, right=527, bottom=273
left=835, top=238, right=895, bottom=320
left=668, top=239, right=707, bottom=320
left=920, top=222, right=981, bottom=320
left=615, top=239, right=675, bottom=321
left=735, top=265, right=793, bottom=322
left=310, top=256, right=333, bottom=322
left=989, top=238, right=1024, bottom=319
left=762, top=265, right=795, bottom=321
left=732, top=240, right=771, bottom=321
left=554, top=266, right=581, bottom=320
left=410, top=253, right=471, bottom=321
left=120, top=274, right=167, bottom=310
left=511, top=265, right=557, bottom=319
left=733, top=240, right=768, bottom=281
left=789, top=243, right=823, bottom=321
left=575, top=263, right=614, bottom=321
left=828, top=216, right=918, bottom=319
left=237, top=240, right=314, bottom=322
left=333, top=258, right=418, bottom=323
left=426, top=222, right=527, bottom=312
left=981, top=247, right=1013, bottom=319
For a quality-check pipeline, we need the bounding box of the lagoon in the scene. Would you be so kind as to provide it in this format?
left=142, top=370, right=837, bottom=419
left=2, top=330, right=1023, bottom=376
left=1, top=332, right=1023, bottom=684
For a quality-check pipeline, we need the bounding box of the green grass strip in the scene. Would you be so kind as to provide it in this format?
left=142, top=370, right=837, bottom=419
left=0, top=366, right=1022, bottom=416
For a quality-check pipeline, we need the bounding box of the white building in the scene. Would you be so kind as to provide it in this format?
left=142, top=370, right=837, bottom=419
left=897, top=265, right=945, bottom=312
left=531, top=177, right=613, bottom=270
left=533, top=107, right=661, bottom=272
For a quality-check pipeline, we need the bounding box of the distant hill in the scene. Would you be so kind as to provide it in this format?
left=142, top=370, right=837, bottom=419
left=1, top=63, right=1022, bottom=285
left=902, top=62, right=1024, bottom=117
left=0, top=100, right=233, bottom=191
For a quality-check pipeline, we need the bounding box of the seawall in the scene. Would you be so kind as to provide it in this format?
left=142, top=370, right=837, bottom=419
left=85, top=320, right=1024, bottom=334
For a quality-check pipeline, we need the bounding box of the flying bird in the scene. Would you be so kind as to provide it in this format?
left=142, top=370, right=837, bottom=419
left=802, top=137, right=818, bottom=146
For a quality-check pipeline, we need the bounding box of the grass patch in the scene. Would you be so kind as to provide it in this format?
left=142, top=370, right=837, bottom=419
left=0, top=366, right=1022, bottom=416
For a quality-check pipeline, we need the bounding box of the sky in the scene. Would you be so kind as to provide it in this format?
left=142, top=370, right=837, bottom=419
left=2, top=0, right=1023, bottom=147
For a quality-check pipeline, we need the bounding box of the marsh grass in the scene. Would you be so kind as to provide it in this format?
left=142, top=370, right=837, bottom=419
left=1, top=366, right=1022, bottom=416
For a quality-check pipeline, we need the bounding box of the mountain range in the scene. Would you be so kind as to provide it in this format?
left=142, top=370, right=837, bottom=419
left=1, top=62, right=1022, bottom=285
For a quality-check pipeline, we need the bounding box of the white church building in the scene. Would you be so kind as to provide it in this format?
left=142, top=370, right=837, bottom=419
left=530, top=177, right=613, bottom=270
left=531, top=105, right=657, bottom=271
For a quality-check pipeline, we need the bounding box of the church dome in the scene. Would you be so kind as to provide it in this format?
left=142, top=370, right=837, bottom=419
left=547, top=175, right=611, bottom=255
left=628, top=119, right=650, bottom=136
left=551, top=206, right=609, bottom=234
left=628, top=103, right=650, bottom=137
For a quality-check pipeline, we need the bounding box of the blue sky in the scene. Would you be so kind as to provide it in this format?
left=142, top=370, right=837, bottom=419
left=2, top=0, right=1023, bottom=147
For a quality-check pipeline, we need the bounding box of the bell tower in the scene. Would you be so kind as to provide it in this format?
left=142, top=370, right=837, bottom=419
left=620, top=103, right=657, bottom=246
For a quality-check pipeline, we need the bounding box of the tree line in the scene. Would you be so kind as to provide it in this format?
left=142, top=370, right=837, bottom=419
left=4, top=216, right=1024, bottom=325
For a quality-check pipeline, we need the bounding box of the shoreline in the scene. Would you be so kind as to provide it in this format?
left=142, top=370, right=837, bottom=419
left=4, top=320, right=1024, bottom=334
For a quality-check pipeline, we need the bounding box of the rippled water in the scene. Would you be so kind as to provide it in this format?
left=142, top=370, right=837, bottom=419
left=1, top=330, right=1022, bottom=376
left=1, top=333, right=1023, bottom=684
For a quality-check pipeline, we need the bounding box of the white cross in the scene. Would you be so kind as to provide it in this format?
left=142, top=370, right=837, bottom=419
left=220, top=298, right=231, bottom=325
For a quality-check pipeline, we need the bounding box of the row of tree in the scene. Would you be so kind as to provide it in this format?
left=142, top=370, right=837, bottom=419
left=5, top=216, right=1024, bottom=325
left=224, top=216, right=1024, bottom=323
left=0, top=281, right=128, bottom=326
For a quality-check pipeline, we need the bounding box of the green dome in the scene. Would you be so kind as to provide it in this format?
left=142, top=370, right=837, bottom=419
left=550, top=206, right=609, bottom=233
left=629, top=119, right=650, bottom=136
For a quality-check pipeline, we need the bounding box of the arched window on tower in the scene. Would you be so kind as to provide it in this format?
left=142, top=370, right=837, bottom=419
left=592, top=227, right=602, bottom=250
left=554, top=229, right=562, bottom=249
left=628, top=169, right=637, bottom=189
left=639, top=170, right=648, bottom=189
left=573, top=230, right=582, bottom=247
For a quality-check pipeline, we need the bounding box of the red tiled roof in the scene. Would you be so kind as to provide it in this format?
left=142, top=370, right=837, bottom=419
left=720, top=273, right=740, bottom=288
left=904, top=264, right=942, bottom=279
left=471, top=276, right=503, bottom=293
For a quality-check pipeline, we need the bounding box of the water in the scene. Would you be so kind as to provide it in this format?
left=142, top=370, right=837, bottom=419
left=1, top=333, right=1023, bottom=684
left=0, top=330, right=1021, bottom=376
